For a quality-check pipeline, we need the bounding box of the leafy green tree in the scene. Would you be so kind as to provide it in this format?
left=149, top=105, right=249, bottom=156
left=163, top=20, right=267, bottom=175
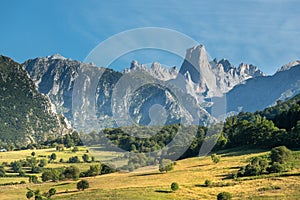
left=38, top=159, right=47, bottom=168
left=41, top=171, right=52, bottom=182
left=31, top=151, right=35, bottom=157
left=11, top=161, right=22, bottom=173
left=71, top=131, right=82, bottom=146
left=171, top=182, right=179, bottom=191
left=68, top=156, right=80, bottom=163
left=77, top=180, right=89, bottom=191
left=82, top=154, right=90, bottom=163
left=267, top=162, right=285, bottom=173
left=28, top=175, right=38, bottom=184
left=26, top=190, right=34, bottom=199
left=48, top=188, right=56, bottom=197
left=50, top=153, right=57, bottom=162
left=211, top=154, right=221, bottom=164
left=159, top=159, right=174, bottom=173
left=238, top=156, right=269, bottom=177
left=87, top=164, right=101, bottom=177
left=101, top=164, right=116, bottom=174
left=217, top=192, right=232, bottom=200
left=64, top=134, right=74, bottom=148
left=270, top=146, right=292, bottom=164
left=64, top=166, right=80, bottom=180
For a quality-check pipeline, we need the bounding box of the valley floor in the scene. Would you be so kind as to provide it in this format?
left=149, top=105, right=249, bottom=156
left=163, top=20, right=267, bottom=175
left=0, top=148, right=300, bottom=199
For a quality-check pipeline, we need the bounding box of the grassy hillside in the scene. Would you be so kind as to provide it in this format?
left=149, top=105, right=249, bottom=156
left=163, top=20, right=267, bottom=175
left=0, top=148, right=300, bottom=199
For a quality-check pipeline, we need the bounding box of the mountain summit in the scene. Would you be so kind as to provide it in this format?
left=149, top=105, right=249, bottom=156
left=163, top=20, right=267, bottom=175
left=179, top=45, right=265, bottom=99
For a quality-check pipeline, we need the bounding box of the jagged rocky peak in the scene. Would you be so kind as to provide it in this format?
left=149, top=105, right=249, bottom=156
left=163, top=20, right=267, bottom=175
left=46, top=54, right=67, bottom=60
left=178, top=44, right=266, bottom=99
left=125, top=60, right=178, bottom=81
left=218, top=58, right=234, bottom=72
left=237, top=63, right=265, bottom=77
left=179, top=44, right=218, bottom=96
left=277, top=60, right=300, bottom=72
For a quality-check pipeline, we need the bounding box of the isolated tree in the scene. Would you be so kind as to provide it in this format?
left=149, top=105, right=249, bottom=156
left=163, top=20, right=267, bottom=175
left=217, top=192, right=232, bottom=200
left=159, top=159, right=174, bottom=173
left=270, top=146, right=292, bottom=164
left=211, top=153, right=221, bottom=164
left=48, top=188, right=56, bottom=197
left=50, top=153, right=57, bottom=162
left=82, top=154, right=90, bottom=163
left=26, top=190, right=34, bottom=199
left=77, top=180, right=89, bottom=191
left=31, top=151, right=35, bottom=157
left=171, top=182, right=179, bottom=191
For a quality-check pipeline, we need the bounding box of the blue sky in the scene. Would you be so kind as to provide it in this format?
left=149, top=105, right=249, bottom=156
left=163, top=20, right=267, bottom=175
left=0, top=0, right=299, bottom=74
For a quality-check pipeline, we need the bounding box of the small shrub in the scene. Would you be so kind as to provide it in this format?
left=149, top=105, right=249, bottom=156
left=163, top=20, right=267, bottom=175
left=171, top=182, right=179, bottom=191
left=159, top=159, right=174, bottom=173
left=28, top=175, right=38, bottom=184
left=48, top=188, right=56, bottom=197
left=217, top=191, right=232, bottom=200
left=77, top=180, right=89, bottom=191
left=68, top=156, right=80, bottom=163
left=205, top=179, right=212, bottom=187
left=267, top=162, right=285, bottom=173
left=26, top=190, right=34, bottom=199
left=211, top=154, right=221, bottom=164
left=270, top=146, right=292, bottom=164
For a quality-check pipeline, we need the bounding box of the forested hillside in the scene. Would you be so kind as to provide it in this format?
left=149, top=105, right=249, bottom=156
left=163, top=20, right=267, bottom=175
left=0, top=55, right=65, bottom=148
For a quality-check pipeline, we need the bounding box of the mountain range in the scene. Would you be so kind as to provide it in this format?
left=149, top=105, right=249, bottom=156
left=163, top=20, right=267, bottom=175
left=1, top=44, right=299, bottom=142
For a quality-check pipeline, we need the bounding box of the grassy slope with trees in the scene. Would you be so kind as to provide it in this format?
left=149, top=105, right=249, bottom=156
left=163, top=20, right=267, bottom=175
left=0, top=147, right=300, bottom=199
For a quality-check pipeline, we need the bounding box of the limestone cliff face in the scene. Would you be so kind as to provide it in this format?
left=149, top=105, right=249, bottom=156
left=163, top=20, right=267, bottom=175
left=23, top=45, right=300, bottom=129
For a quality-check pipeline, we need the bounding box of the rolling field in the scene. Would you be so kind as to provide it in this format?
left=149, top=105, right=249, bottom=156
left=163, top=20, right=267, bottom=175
left=0, top=148, right=300, bottom=199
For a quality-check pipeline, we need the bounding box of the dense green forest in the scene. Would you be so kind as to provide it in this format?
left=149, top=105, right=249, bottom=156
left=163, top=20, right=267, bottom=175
left=82, top=93, right=300, bottom=159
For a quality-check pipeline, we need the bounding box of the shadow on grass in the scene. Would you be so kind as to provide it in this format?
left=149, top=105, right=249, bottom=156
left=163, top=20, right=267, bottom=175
left=155, top=190, right=172, bottom=193
left=187, top=164, right=210, bottom=169
left=54, top=182, right=70, bottom=186
left=130, top=172, right=162, bottom=177
left=228, top=166, right=241, bottom=169
left=56, top=190, right=79, bottom=195
left=195, top=184, right=205, bottom=187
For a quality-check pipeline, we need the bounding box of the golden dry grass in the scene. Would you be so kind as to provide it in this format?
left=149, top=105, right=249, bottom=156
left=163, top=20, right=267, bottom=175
left=0, top=148, right=300, bottom=199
